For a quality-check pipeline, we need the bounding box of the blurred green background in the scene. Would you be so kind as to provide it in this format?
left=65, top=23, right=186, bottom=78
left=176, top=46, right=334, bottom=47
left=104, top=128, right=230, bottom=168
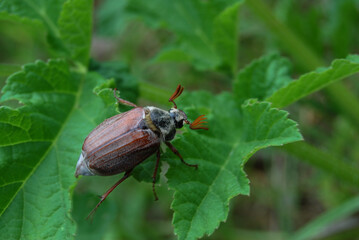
left=1, top=0, right=359, bottom=239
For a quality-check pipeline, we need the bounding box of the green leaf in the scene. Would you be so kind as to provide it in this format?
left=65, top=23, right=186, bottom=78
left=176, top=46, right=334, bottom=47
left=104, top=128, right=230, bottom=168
left=58, top=0, right=93, bottom=66
left=0, top=0, right=93, bottom=66
left=163, top=92, right=302, bottom=240
left=289, top=195, right=359, bottom=240
left=89, top=60, right=139, bottom=104
left=0, top=0, right=65, bottom=36
left=267, top=54, right=359, bottom=108
left=132, top=155, right=160, bottom=183
left=213, top=1, right=241, bottom=74
left=234, top=53, right=292, bottom=105
left=0, top=60, right=117, bottom=238
left=97, top=0, right=241, bottom=72
left=96, top=0, right=151, bottom=36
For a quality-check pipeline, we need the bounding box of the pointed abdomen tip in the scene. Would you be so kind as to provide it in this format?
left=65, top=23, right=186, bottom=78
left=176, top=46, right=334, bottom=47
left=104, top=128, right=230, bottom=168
left=75, top=151, right=95, bottom=177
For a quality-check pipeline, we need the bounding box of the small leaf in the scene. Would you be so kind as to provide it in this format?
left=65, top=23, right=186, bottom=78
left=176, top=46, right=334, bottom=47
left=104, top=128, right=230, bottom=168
left=163, top=92, right=302, bottom=240
left=267, top=54, right=359, bottom=108
left=0, top=60, right=117, bottom=238
left=234, top=53, right=292, bottom=105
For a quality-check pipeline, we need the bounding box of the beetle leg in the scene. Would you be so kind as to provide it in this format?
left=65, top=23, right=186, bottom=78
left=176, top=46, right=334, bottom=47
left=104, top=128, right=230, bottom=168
left=165, top=142, right=198, bottom=169
left=152, top=150, right=161, bottom=201
left=113, top=89, right=138, bottom=108
left=86, top=169, right=133, bottom=220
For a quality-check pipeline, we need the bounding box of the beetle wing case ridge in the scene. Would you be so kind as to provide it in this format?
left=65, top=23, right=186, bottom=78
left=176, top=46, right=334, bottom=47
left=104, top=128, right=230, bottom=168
left=76, top=107, right=161, bottom=177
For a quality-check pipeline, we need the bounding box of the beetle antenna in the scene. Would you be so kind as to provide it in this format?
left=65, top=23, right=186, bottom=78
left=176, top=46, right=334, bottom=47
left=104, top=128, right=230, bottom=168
left=186, top=115, right=209, bottom=130
left=169, top=85, right=184, bottom=109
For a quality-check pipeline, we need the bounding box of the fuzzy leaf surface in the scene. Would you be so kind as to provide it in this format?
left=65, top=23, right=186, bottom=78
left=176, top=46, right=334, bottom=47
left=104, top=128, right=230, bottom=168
left=162, top=92, right=303, bottom=240
left=0, top=60, right=116, bottom=239
left=267, top=54, right=359, bottom=108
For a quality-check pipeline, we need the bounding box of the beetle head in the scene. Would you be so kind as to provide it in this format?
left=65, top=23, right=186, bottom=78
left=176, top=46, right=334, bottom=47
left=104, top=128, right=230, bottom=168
left=169, top=84, right=208, bottom=131
left=169, top=108, right=187, bottom=129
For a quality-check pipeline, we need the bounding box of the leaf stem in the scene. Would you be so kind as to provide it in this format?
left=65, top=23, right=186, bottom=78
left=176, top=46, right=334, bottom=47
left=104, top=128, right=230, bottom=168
left=246, top=0, right=323, bottom=69
left=283, top=142, right=359, bottom=187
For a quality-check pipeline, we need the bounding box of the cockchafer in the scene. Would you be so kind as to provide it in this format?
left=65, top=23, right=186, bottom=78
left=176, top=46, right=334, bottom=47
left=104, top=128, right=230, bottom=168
left=75, top=85, right=208, bottom=218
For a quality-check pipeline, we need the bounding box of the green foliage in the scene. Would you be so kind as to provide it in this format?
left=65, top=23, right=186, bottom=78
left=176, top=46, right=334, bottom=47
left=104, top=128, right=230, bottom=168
left=89, top=60, right=139, bottom=104
left=267, top=55, right=359, bottom=108
left=0, top=59, right=117, bottom=238
left=234, top=53, right=292, bottom=105
left=1, top=0, right=359, bottom=239
left=289, top=195, right=359, bottom=240
left=0, top=0, right=65, bottom=28
left=164, top=92, right=302, bottom=240
left=0, top=0, right=93, bottom=66
left=97, top=0, right=242, bottom=72
left=57, top=0, right=93, bottom=65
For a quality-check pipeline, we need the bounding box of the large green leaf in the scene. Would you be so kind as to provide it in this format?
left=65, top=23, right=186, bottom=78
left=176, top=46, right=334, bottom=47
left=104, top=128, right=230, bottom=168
left=0, top=0, right=93, bottom=66
left=234, top=53, right=292, bottom=105
left=162, top=92, right=303, bottom=240
left=267, top=54, right=359, bottom=108
left=0, top=60, right=116, bottom=239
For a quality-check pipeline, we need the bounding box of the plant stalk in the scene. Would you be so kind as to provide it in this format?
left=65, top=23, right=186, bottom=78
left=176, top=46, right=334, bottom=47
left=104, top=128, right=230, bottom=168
left=246, top=0, right=359, bottom=185
left=246, top=0, right=359, bottom=126
left=283, top=142, right=359, bottom=187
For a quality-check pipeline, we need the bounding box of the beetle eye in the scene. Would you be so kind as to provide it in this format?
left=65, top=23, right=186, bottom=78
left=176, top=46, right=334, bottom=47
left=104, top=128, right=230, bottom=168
left=175, top=119, right=184, bottom=129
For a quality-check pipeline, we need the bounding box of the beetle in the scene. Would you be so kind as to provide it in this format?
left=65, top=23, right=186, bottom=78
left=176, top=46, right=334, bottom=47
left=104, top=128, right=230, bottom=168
left=75, top=85, right=208, bottom=217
